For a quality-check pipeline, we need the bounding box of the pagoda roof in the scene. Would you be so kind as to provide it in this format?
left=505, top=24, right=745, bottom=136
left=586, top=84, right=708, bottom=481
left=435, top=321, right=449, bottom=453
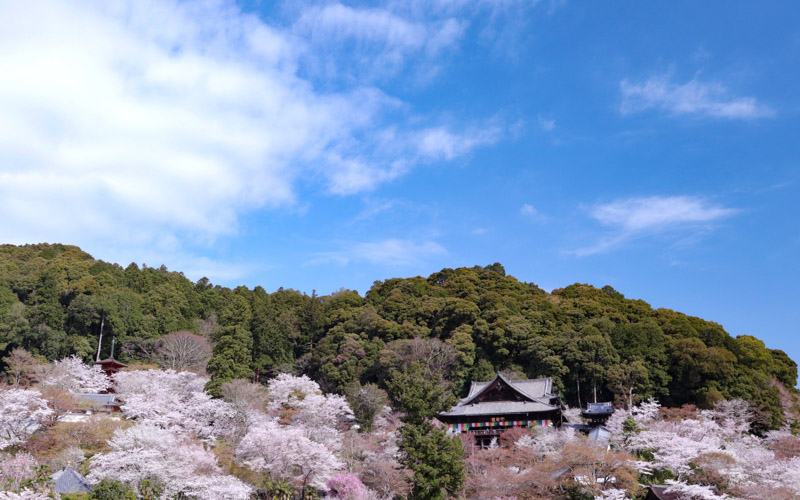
left=95, top=357, right=127, bottom=368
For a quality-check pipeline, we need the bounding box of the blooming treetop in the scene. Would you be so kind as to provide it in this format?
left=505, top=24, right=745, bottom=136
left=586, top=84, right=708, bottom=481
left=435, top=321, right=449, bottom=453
left=663, top=480, right=729, bottom=499
left=236, top=418, right=343, bottom=490
left=0, top=491, right=50, bottom=500
left=42, top=356, right=110, bottom=393
left=326, top=473, right=370, bottom=500
left=0, top=452, right=37, bottom=491
left=266, top=373, right=325, bottom=410
left=88, top=423, right=251, bottom=500
left=113, top=369, right=235, bottom=441
left=595, top=490, right=630, bottom=500
left=531, top=425, right=577, bottom=456
left=0, top=389, right=53, bottom=450
left=267, top=374, right=353, bottom=449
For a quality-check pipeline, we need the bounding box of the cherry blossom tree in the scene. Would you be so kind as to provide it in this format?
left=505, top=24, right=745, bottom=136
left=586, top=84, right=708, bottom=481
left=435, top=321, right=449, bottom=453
left=266, top=373, right=324, bottom=410
left=596, top=490, right=631, bottom=500
left=88, top=423, right=251, bottom=500
left=235, top=418, right=343, bottom=493
left=113, top=369, right=235, bottom=441
left=0, top=452, right=37, bottom=490
left=0, top=491, right=50, bottom=500
left=42, top=356, right=110, bottom=393
left=531, top=426, right=577, bottom=456
left=326, top=473, right=370, bottom=500
left=267, top=374, right=353, bottom=449
left=627, top=417, right=724, bottom=478
left=663, top=480, right=729, bottom=499
left=0, top=389, right=53, bottom=450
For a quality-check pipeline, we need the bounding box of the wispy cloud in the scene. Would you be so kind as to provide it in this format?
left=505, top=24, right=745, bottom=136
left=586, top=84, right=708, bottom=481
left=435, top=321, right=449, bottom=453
left=572, top=195, right=737, bottom=256
left=291, top=2, right=464, bottom=83
left=294, top=3, right=464, bottom=56
left=311, top=238, right=448, bottom=267
left=520, top=203, right=547, bottom=222
left=620, top=76, right=774, bottom=119
left=537, top=115, right=556, bottom=131
left=415, top=125, right=502, bottom=161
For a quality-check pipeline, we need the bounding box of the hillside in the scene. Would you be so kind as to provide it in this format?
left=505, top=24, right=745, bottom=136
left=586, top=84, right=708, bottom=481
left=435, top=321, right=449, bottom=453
left=0, top=243, right=796, bottom=430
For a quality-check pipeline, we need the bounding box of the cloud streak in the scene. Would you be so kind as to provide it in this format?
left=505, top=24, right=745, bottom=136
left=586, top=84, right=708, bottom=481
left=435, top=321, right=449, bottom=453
left=572, top=195, right=737, bottom=256
left=311, top=238, right=448, bottom=267
left=620, top=76, right=773, bottom=119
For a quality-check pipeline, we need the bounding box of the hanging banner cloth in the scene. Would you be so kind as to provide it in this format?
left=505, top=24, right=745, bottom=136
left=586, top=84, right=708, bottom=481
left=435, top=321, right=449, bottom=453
left=448, top=420, right=551, bottom=432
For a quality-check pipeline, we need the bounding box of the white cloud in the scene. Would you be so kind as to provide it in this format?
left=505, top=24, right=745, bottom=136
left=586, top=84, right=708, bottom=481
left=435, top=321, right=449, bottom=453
left=416, top=126, right=502, bottom=161
left=620, top=76, right=773, bottom=119
left=295, top=3, right=463, bottom=54
left=292, top=3, right=465, bottom=81
left=520, top=204, right=538, bottom=216
left=0, top=0, right=501, bottom=281
left=312, top=238, right=448, bottom=267
left=572, top=195, right=737, bottom=256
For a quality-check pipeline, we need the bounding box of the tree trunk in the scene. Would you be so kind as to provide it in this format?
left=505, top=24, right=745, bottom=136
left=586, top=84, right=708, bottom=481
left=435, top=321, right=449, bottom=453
left=95, top=312, right=105, bottom=362
left=593, top=378, right=598, bottom=404
left=576, top=374, right=582, bottom=409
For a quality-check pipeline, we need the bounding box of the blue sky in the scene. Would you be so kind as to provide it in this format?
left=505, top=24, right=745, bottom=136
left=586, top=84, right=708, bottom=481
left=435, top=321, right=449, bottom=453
left=0, top=1, right=798, bottom=366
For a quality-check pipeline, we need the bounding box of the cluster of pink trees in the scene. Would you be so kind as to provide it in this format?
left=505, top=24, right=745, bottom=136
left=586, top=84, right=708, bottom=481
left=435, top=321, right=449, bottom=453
left=622, top=399, right=800, bottom=499
left=99, top=369, right=377, bottom=499
left=87, top=423, right=252, bottom=499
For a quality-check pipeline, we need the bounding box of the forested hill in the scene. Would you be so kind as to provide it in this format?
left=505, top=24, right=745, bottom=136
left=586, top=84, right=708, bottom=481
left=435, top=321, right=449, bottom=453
left=1, top=243, right=797, bottom=430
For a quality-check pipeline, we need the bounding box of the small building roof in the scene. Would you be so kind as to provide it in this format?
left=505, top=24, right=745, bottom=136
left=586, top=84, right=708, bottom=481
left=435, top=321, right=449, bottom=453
left=71, top=393, right=121, bottom=410
left=587, top=425, right=611, bottom=442
left=52, top=466, right=92, bottom=494
left=583, top=402, right=614, bottom=415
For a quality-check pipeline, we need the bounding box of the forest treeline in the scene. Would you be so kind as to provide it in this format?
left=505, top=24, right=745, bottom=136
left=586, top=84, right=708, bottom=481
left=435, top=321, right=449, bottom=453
left=0, top=243, right=796, bottom=431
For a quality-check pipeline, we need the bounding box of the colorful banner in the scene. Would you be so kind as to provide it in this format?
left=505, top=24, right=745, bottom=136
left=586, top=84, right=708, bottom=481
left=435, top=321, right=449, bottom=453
left=448, top=420, right=551, bottom=432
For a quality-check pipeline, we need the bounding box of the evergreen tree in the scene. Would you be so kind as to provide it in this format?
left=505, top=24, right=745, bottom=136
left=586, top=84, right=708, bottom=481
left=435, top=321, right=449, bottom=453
left=205, top=295, right=253, bottom=397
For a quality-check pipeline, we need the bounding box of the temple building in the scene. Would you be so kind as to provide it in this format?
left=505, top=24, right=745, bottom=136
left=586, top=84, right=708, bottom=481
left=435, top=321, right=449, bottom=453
left=438, top=373, right=562, bottom=446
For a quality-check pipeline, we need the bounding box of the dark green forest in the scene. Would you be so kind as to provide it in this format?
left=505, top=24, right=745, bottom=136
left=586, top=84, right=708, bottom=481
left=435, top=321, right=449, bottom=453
left=1, top=243, right=797, bottom=430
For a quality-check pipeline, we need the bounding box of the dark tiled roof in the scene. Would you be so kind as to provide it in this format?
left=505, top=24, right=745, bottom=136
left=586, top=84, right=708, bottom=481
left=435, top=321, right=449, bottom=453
left=441, top=373, right=559, bottom=417
left=52, top=467, right=92, bottom=493
left=464, top=374, right=552, bottom=403
left=440, top=400, right=557, bottom=417
left=588, top=425, right=611, bottom=442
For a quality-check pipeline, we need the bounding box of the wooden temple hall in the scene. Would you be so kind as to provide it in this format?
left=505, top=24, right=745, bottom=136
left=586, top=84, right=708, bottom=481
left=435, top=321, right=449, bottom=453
left=438, top=373, right=563, bottom=446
